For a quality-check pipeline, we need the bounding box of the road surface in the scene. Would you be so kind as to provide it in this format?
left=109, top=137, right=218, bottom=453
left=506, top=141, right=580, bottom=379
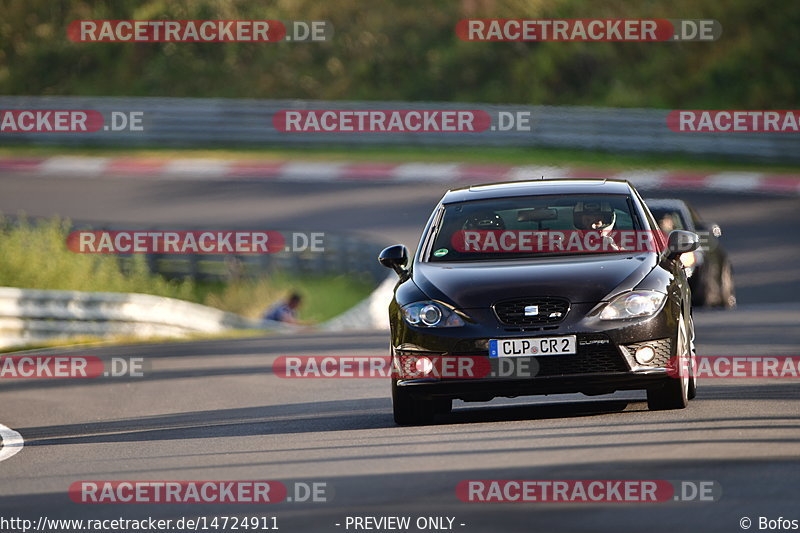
left=0, top=173, right=798, bottom=532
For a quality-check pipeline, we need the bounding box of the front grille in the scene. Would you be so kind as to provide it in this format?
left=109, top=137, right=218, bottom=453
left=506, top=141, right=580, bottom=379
left=623, top=338, right=672, bottom=367
left=535, top=333, right=628, bottom=377
left=493, top=297, right=570, bottom=326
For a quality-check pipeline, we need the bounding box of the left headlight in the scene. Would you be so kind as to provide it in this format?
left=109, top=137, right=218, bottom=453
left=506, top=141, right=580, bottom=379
left=401, top=301, right=465, bottom=328
left=599, top=290, right=666, bottom=320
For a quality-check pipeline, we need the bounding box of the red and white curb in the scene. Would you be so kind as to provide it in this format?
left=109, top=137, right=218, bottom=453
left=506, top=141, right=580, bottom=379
left=2, top=156, right=799, bottom=195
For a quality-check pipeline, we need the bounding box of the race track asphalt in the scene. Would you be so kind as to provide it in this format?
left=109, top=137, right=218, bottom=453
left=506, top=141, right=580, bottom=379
left=0, top=173, right=798, bottom=532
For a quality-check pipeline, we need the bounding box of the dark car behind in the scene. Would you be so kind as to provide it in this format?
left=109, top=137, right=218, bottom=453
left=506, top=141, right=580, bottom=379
left=646, top=198, right=736, bottom=308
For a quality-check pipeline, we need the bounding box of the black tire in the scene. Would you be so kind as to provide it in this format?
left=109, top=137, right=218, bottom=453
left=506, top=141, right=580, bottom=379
left=647, top=313, right=690, bottom=410
left=690, top=275, right=705, bottom=307
left=687, top=313, right=697, bottom=400
left=695, top=263, right=720, bottom=307
left=720, top=262, right=736, bottom=308
left=392, top=380, right=436, bottom=425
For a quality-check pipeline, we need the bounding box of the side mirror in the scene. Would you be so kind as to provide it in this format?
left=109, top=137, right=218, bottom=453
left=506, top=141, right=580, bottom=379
left=667, top=230, right=700, bottom=259
left=378, top=244, right=409, bottom=277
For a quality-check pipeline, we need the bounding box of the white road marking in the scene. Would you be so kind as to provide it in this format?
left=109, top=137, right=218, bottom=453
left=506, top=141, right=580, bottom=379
left=705, top=172, right=763, bottom=191
left=278, top=161, right=347, bottom=181
left=0, top=423, right=23, bottom=463
left=614, top=169, right=669, bottom=189
left=505, top=165, right=567, bottom=181
left=39, top=156, right=111, bottom=176
left=162, top=158, right=232, bottom=179
left=392, top=163, right=460, bottom=182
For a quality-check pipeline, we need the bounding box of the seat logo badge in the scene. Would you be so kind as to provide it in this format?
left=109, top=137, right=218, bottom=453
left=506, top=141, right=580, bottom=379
left=524, top=305, right=539, bottom=316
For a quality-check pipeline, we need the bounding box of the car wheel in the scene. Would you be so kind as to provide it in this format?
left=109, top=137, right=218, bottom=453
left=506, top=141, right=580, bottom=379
left=687, top=313, right=697, bottom=400
left=701, top=263, right=722, bottom=307
left=721, top=262, right=736, bottom=308
left=690, top=273, right=705, bottom=307
left=647, top=313, right=690, bottom=410
left=392, top=380, right=436, bottom=425
left=690, top=266, right=716, bottom=307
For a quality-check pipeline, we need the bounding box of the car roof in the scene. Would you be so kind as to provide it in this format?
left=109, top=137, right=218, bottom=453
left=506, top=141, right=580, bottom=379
left=442, top=178, right=634, bottom=204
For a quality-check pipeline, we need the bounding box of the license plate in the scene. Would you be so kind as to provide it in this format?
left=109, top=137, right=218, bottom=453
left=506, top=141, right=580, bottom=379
left=489, top=336, right=577, bottom=358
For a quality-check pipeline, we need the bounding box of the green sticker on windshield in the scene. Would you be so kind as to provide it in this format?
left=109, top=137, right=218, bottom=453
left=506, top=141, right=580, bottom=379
left=433, top=248, right=449, bottom=257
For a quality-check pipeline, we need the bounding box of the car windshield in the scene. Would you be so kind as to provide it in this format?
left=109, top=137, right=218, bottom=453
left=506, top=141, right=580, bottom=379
left=649, top=207, right=687, bottom=232
left=426, top=193, right=643, bottom=262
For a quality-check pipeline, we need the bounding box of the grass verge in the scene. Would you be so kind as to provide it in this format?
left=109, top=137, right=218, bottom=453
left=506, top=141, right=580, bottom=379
left=0, top=216, right=375, bottom=323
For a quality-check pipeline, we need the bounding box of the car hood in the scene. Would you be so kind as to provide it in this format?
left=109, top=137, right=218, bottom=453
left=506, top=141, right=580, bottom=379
left=412, top=254, right=657, bottom=308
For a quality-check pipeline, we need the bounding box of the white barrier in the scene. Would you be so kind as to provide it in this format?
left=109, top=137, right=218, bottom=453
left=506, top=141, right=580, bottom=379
left=0, top=287, right=278, bottom=348
left=320, top=275, right=395, bottom=332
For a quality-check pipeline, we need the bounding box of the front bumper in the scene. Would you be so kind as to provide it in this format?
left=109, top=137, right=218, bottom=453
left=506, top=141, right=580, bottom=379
left=392, top=302, right=679, bottom=401
left=397, top=371, right=670, bottom=401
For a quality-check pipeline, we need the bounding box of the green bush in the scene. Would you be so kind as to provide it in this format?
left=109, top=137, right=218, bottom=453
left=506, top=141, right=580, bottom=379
left=1, top=0, right=797, bottom=108
left=0, top=216, right=196, bottom=299
left=0, top=217, right=373, bottom=322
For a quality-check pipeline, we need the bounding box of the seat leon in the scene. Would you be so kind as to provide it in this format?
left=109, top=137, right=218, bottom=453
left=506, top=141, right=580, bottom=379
left=378, top=179, right=700, bottom=425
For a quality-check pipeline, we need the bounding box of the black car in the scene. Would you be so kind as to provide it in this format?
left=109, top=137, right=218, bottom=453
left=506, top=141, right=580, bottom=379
left=379, top=179, right=700, bottom=425
left=646, top=198, right=736, bottom=308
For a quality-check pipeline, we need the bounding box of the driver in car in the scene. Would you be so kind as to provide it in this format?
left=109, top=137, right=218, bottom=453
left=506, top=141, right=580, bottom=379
left=573, top=201, right=621, bottom=251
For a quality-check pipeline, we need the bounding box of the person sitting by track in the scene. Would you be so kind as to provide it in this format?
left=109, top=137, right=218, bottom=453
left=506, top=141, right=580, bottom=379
left=262, top=292, right=303, bottom=325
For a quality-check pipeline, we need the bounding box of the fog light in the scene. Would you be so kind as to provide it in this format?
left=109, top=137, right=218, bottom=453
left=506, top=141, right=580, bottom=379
left=415, top=356, right=434, bottom=375
left=635, top=346, right=656, bottom=365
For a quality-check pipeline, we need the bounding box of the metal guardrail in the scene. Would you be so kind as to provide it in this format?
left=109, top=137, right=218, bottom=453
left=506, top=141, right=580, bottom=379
left=108, top=232, right=387, bottom=283
left=0, top=286, right=281, bottom=349
left=1, top=96, right=798, bottom=162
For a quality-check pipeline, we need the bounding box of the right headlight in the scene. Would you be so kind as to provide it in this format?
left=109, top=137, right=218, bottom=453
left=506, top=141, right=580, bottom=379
left=599, top=290, right=666, bottom=320
left=401, top=301, right=465, bottom=328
